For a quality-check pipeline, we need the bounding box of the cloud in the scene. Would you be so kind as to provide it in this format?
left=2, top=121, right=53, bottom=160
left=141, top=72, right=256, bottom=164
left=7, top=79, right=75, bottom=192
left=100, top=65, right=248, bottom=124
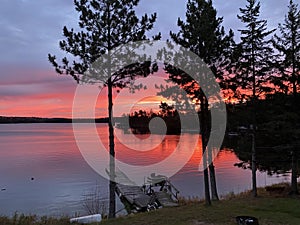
left=0, top=66, right=77, bottom=85
left=0, top=0, right=76, bottom=66
left=0, top=0, right=289, bottom=67
left=137, top=0, right=187, bottom=39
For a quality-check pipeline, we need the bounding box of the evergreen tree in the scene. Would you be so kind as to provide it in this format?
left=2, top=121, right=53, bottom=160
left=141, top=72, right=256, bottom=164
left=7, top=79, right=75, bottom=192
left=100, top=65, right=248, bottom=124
left=232, top=0, right=275, bottom=197
left=164, top=0, right=234, bottom=204
left=48, top=0, right=160, bottom=218
left=231, top=0, right=275, bottom=100
left=272, top=0, right=300, bottom=194
left=272, top=0, right=300, bottom=95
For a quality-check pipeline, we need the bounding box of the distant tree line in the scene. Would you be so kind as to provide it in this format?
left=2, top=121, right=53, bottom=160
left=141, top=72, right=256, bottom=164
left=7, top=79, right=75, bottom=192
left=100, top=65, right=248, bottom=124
left=0, top=116, right=108, bottom=124
left=120, top=101, right=205, bottom=135
left=124, top=102, right=181, bottom=135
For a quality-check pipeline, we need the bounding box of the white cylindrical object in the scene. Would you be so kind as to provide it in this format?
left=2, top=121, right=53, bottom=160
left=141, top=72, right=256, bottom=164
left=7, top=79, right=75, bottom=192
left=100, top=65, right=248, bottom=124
left=70, top=214, right=102, bottom=224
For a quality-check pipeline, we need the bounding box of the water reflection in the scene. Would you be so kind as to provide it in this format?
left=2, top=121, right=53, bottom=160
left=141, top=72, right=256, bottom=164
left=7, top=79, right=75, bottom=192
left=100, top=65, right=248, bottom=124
left=0, top=124, right=289, bottom=216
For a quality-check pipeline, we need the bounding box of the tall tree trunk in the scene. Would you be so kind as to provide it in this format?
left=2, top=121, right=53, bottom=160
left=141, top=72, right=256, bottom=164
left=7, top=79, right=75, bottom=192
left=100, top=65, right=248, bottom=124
left=292, top=21, right=297, bottom=96
left=251, top=73, right=257, bottom=197
left=106, top=6, right=116, bottom=217
left=251, top=29, right=257, bottom=197
left=290, top=149, right=299, bottom=195
left=108, top=80, right=116, bottom=218
left=202, top=150, right=211, bottom=205
left=251, top=93, right=257, bottom=198
left=201, top=97, right=211, bottom=205
left=207, top=137, right=219, bottom=200
left=209, top=162, right=219, bottom=201
left=251, top=131, right=257, bottom=197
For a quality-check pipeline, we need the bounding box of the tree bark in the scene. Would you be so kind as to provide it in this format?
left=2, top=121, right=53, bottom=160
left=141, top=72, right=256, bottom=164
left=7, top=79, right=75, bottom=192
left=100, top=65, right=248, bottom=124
left=108, top=80, right=116, bottom=218
left=251, top=131, right=257, bottom=197
left=207, top=142, right=219, bottom=201
left=201, top=97, right=211, bottom=205
left=209, top=162, right=219, bottom=201
left=290, top=149, right=299, bottom=195
left=203, top=151, right=211, bottom=205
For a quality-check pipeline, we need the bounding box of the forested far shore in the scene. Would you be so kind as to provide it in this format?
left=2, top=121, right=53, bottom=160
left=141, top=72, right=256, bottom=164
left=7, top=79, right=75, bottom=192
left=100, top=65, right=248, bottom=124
left=0, top=116, right=108, bottom=124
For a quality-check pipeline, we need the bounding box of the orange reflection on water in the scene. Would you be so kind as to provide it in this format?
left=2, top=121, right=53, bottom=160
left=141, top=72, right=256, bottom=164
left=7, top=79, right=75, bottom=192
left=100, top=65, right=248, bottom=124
left=97, top=126, right=239, bottom=173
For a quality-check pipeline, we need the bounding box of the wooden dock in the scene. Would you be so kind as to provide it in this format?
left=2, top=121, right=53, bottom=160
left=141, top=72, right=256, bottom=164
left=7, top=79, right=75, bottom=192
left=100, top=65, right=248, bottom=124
left=116, top=184, right=156, bottom=212
left=154, top=191, right=179, bottom=207
left=112, top=170, right=179, bottom=213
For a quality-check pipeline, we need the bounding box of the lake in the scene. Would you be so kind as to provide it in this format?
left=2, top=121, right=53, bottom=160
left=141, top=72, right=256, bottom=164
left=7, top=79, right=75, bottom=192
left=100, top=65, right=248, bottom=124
left=0, top=123, right=289, bottom=217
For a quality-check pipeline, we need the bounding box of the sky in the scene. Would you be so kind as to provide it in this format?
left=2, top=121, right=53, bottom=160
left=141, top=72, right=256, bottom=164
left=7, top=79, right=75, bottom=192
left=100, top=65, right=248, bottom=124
left=0, top=0, right=291, bottom=118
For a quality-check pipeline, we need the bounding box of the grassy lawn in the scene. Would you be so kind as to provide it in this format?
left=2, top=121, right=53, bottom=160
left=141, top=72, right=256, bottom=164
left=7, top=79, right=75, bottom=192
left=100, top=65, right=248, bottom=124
left=1, top=186, right=299, bottom=225
left=101, top=189, right=300, bottom=225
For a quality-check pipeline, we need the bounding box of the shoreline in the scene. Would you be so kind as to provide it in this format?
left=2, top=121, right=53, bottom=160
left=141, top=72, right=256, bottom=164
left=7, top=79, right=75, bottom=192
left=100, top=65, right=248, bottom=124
left=1, top=183, right=299, bottom=225
left=0, top=116, right=108, bottom=124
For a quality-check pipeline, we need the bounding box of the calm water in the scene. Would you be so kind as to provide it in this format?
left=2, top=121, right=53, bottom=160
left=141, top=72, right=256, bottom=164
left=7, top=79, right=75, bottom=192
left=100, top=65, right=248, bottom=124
left=0, top=124, right=289, bottom=217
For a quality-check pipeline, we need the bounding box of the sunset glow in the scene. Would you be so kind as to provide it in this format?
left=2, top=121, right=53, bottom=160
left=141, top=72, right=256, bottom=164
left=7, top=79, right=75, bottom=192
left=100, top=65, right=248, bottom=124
left=0, top=67, right=174, bottom=118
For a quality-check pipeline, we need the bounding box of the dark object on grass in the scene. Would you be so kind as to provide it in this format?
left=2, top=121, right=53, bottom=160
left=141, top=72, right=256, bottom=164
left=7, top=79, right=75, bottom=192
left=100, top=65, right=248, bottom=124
left=236, top=216, right=259, bottom=225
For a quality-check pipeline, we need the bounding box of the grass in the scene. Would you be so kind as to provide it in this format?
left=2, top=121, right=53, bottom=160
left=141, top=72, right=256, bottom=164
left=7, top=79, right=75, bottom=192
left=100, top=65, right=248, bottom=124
left=1, top=185, right=300, bottom=225
left=101, top=190, right=300, bottom=225
left=0, top=214, right=71, bottom=225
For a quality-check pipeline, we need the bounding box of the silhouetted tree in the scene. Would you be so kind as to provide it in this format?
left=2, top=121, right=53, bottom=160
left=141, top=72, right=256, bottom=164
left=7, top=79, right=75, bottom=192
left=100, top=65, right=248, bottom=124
left=273, top=0, right=300, bottom=194
left=272, top=0, right=300, bottom=95
left=48, top=0, right=160, bottom=218
left=163, top=0, right=234, bottom=204
left=232, top=0, right=275, bottom=197
left=230, top=0, right=275, bottom=100
left=159, top=101, right=175, bottom=116
left=232, top=94, right=300, bottom=195
left=271, top=1, right=300, bottom=194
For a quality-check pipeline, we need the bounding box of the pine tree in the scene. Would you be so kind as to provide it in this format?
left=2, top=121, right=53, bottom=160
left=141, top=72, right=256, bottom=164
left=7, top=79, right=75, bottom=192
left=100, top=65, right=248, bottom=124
left=164, top=0, right=234, bottom=205
left=272, top=0, right=300, bottom=95
left=231, top=0, right=275, bottom=100
left=232, top=0, right=275, bottom=197
left=48, top=0, right=160, bottom=218
left=272, top=0, right=300, bottom=194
